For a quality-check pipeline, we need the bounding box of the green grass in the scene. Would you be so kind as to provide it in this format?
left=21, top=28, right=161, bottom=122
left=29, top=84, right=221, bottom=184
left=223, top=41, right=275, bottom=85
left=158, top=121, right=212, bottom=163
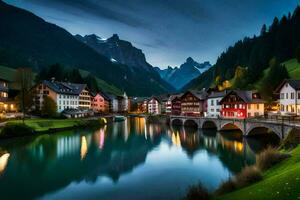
left=283, top=58, right=300, bottom=79
left=215, top=145, right=300, bottom=200
left=7, top=119, right=86, bottom=132
left=253, top=58, right=300, bottom=91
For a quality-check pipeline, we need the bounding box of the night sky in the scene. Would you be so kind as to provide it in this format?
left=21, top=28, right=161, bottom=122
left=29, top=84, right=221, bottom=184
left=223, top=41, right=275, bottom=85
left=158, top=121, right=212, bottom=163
left=5, top=0, right=300, bottom=68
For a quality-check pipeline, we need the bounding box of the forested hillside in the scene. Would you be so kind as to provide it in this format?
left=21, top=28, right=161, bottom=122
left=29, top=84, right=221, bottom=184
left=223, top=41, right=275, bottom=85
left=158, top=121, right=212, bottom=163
left=185, top=6, right=300, bottom=98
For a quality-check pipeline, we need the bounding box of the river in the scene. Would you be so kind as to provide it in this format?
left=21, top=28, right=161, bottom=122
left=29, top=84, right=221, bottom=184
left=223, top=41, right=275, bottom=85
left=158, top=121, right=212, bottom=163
left=0, top=117, right=279, bottom=200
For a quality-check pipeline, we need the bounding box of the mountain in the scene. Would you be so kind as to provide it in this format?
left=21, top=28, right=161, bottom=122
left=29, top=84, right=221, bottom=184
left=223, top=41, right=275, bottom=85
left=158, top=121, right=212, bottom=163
left=75, top=34, right=153, bottom=72
left=0, top=1, right=173, bottom=96
left=155, top=57, right=211, bottom=90
left=185, top=6, right=300, bottom=92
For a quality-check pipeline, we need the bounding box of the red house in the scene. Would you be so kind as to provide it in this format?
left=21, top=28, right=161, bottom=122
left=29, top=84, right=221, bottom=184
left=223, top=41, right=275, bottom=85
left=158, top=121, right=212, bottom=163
left=220, top=90, right=265, bottom=119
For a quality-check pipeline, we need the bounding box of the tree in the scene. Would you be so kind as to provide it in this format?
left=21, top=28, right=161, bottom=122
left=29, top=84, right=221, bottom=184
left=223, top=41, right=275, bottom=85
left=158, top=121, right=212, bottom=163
left=260, top=24, right=267, bottom=36
left=14, top=68, right=33, bottom=123
left=259, top=57, right=289, bottom=102
left=41, top=96, right=57, bottom=117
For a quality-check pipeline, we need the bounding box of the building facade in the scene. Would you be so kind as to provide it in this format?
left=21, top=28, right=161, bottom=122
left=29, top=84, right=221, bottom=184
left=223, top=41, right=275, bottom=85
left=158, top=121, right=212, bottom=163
left=276, top=80, right=300, bottom=116
left=171, top=96, right=181, bottom=115
left=0, top=78, right=17, bottom=113
left=180, top=90, right=207, bottom=116
left=34, top=80, right=88, bottom=113
left=220, top=90, right=264, bottom=119
left=79, top=88, right=91, bottom=109
left=147, top=97, right=161, bottom=115
left=207, top=91, right=228, bottom=118
left=91, top=92, right=109, bottom=113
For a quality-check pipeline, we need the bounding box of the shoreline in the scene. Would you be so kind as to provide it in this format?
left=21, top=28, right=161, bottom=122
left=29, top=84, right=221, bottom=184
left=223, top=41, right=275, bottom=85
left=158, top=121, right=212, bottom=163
left=0, top=118, right=113, bottom=140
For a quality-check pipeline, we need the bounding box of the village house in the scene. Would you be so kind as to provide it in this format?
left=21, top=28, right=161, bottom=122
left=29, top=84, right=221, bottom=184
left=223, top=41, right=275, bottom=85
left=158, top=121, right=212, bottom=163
left=180, top=90, right=208, bottom=116
left=171, top=95, right=181, bottom=115
left=34, top=80, right=89, bottom=113
left=0, top=78, right=17, bottom=113
left=91, top=91, right=110, bottom=113
left=220, top=90, right=264, bottom=119
left=275, top=79, right=300, bottom=116
left=147, top=97, right=161, bottom=115
left=79, top=87, right=91, bottom=110
left=207, top=90, right=228, bottom=118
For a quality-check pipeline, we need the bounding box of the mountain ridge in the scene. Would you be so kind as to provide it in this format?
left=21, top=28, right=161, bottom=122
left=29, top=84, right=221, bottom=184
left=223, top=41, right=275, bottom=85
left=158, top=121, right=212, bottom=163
left=155, top=57, right=211, bottom=90
left=0, top=0, right=173, bottom=96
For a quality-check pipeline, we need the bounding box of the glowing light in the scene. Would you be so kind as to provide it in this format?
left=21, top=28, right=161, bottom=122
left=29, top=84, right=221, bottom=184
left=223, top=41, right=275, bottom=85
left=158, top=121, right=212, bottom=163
left=100, top=117, right=107, bottom=124
left=80, top=136, right=88, bottom=160
left=0, top=153, right=10, bottom=174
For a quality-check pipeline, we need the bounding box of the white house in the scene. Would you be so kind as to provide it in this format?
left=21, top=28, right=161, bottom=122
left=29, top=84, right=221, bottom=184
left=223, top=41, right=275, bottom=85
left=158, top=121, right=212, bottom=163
left=276, top=79, right=300, bottom=115
left=34, top=80, right=89, bottom=113
left=207, top=90, right=228, bottom=117
left=147, top=97, right=161, bottom=115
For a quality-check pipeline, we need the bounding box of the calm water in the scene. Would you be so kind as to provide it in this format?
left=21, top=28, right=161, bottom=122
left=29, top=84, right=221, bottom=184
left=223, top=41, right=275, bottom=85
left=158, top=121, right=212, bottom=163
left=0, top=117, right=279, bottom=200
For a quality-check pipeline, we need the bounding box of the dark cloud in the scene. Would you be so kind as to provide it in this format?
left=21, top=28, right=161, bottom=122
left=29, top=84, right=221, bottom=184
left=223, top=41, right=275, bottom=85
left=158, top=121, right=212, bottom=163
left=6, top=0, right=300, bottom=67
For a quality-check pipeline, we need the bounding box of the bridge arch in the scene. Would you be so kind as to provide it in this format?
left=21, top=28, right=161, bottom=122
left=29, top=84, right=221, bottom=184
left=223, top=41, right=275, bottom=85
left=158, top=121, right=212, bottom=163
left=184, top=119, right=199, bottom=128
left=246, top=126, right=281, bottom=139
left=202, top=120, right=217, bottom=129
left=220, top=122, right=243, bottom=133
left=171, top=118, right=183, bottom=126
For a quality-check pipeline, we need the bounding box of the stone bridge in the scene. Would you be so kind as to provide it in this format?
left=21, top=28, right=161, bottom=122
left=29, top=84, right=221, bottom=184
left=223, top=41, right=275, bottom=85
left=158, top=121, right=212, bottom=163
left=170, top=115, right=298, bottom=139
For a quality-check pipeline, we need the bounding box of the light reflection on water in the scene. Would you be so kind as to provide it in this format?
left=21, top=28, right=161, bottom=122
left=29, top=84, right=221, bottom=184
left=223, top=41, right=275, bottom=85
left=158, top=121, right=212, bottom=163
left=0, top=117, right=279, bottom=200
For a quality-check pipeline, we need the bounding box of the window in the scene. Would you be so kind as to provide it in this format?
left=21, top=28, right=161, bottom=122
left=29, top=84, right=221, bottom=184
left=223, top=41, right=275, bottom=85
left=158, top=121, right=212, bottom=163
left=281, top=93, right=284, bottom=99
left=298, top=93, right=300, bottom=99
left=286, top=105, right=288, bottom=112
left=291, top=93, right=295, bottom=99
left=248, top=104, right=251, bottom=109
left=286, top=93, right=288, bottom=99
left=257, top=104, right=259, bottom=109
left=211, top=99, right=214, bottom=106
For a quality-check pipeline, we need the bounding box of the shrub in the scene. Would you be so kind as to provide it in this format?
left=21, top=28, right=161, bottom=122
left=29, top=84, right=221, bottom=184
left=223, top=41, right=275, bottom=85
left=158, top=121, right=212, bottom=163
left=234, top=166, right=263, bottom=188
left=183, top=183, right=210, bottom=200
left=256, top=147, right=290, bottom=171
left=215, top=179, right=236, bottom=195
left=0, top=123, right=34, bottom=138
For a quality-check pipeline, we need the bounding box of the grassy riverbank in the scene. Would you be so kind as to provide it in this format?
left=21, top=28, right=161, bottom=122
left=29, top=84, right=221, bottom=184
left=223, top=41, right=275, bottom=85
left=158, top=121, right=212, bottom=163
left=0, top=118, right=108, bottom=139
left=215, top=145, right=300, bottom=200
left=6, top=119, right=87, bottom=132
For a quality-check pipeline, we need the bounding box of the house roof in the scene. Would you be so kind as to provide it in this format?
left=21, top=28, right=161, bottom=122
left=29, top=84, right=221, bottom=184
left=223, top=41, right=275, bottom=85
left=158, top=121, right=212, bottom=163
left=208, top=90, right=229, bottom=98
left=220, top=90, right=264, bottom=104
left=91, top=90, right=111, bottom=101
left=148, top=96, right=162, bottom=103
left=182, top=90, right=208, bottom=100
left=43, top=80, right=87, bottom=95
left=274, top=79, right=300, bottom=93
left=169, top=94, right=183, bottom=101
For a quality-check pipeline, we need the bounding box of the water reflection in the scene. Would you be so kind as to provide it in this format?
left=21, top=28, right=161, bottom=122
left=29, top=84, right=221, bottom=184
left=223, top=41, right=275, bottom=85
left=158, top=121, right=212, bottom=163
left=0, top=117, right=278, bottom=200
left=0, top=152, right=10, bottom=174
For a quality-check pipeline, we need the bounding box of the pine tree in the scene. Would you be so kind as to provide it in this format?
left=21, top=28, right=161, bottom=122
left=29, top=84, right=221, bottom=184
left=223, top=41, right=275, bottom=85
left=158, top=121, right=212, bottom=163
left=260, top=24, right=267, bottom=36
